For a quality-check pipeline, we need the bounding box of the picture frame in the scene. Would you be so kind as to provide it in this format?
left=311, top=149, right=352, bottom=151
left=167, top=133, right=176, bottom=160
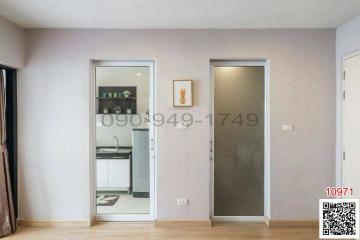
left=173, top=80, right=193, bottom=107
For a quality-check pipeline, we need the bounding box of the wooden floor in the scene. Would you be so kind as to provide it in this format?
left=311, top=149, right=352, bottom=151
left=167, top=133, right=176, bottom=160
left=4, top=222, right=319, bottom=240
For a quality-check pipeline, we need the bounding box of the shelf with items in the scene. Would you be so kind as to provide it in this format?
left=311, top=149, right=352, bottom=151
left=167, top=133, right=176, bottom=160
left=97, top=86, right=137, bottom=114
left=96, top=96, right=136, bottom=100
left=95, top=113, right=135, bottom=115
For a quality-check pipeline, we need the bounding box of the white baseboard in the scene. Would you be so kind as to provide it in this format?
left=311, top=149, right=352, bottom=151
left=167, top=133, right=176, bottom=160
left=17, top=219, right=91, bottom=228
left=212, top=216, right=265, bottom=222
left=17, top=218, right=318, bottom=228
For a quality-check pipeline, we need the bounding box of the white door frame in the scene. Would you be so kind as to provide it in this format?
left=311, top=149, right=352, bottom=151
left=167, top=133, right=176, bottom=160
left=90, top=60, right=156, bottom=222
left=210, top=59, right=270, bottom=222
left=339, top=50, right=360, bottom=188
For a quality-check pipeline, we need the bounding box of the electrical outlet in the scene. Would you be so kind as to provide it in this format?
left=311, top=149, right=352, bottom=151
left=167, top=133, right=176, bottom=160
left=177, top=198, right=188, bottom=206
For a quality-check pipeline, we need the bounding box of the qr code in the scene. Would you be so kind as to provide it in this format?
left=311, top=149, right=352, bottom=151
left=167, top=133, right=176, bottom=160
left=320, top=199, right=359, bottom=239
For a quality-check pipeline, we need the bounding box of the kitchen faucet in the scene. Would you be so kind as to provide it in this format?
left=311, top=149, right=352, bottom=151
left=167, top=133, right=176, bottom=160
left=113, top=136, right=120, bottom=151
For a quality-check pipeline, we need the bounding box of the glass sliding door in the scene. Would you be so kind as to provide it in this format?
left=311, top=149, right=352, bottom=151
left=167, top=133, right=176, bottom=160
left=94, top=61, right=155, bottom=221
left=212, top=63, right=265, bottom=218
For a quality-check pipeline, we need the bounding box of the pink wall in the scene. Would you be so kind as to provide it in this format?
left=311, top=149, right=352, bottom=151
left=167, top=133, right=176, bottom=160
left=18, top=29, right=335, bottom=221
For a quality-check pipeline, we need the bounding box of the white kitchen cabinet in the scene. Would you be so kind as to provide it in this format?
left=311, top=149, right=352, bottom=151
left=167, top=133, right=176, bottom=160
left=96, top=160, right=109, bottom=188
left=108, top=160, right=130, bottom=188
left=96, top=158, right=130, bottom=191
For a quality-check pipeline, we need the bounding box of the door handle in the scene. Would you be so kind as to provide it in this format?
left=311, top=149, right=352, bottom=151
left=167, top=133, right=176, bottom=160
left=150, top=138, right=155, bottom=151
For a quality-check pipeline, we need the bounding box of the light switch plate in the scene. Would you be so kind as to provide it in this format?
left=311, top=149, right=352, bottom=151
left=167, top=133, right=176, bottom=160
left=281, top=124, right=294, bottom=131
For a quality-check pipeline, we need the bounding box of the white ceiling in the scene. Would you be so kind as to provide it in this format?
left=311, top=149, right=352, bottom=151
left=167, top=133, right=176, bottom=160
left=0, top=0, right=360, bottom=29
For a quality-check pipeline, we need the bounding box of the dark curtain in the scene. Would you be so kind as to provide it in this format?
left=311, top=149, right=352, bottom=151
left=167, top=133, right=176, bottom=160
left=0, top=69, right=16, bottom=237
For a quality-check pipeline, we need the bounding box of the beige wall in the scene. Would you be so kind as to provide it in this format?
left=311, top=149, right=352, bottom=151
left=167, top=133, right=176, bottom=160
left=0, top=15, right=25, bottom=68
left=18, top=29, right=335, bottom=221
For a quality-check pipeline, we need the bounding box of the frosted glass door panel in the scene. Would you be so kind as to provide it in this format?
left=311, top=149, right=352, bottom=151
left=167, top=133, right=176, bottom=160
left=214, top=66, right=264, bottom=216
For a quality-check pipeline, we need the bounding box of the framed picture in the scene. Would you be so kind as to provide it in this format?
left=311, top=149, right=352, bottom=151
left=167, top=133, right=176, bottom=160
left=173, top=80, right=193, bottom=107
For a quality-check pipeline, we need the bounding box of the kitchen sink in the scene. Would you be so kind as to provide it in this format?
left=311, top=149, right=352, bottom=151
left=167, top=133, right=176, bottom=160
left=99, top=148, right=118, bottom=153
left=97, top=148, right=132, bottom=154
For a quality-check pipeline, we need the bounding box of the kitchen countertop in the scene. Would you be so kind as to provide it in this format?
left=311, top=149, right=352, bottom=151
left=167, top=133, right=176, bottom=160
left=96, top=147, right=132, bottom=159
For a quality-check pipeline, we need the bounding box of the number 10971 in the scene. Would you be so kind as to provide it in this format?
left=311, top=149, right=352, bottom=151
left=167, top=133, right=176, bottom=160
left=325, top=187, right=353, bottom=197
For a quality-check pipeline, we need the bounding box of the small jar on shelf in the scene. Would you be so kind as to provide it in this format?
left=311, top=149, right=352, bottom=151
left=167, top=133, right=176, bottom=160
left=123, top=90, right=131, bottom=98
left=114, top=106, right=122, bottom=114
